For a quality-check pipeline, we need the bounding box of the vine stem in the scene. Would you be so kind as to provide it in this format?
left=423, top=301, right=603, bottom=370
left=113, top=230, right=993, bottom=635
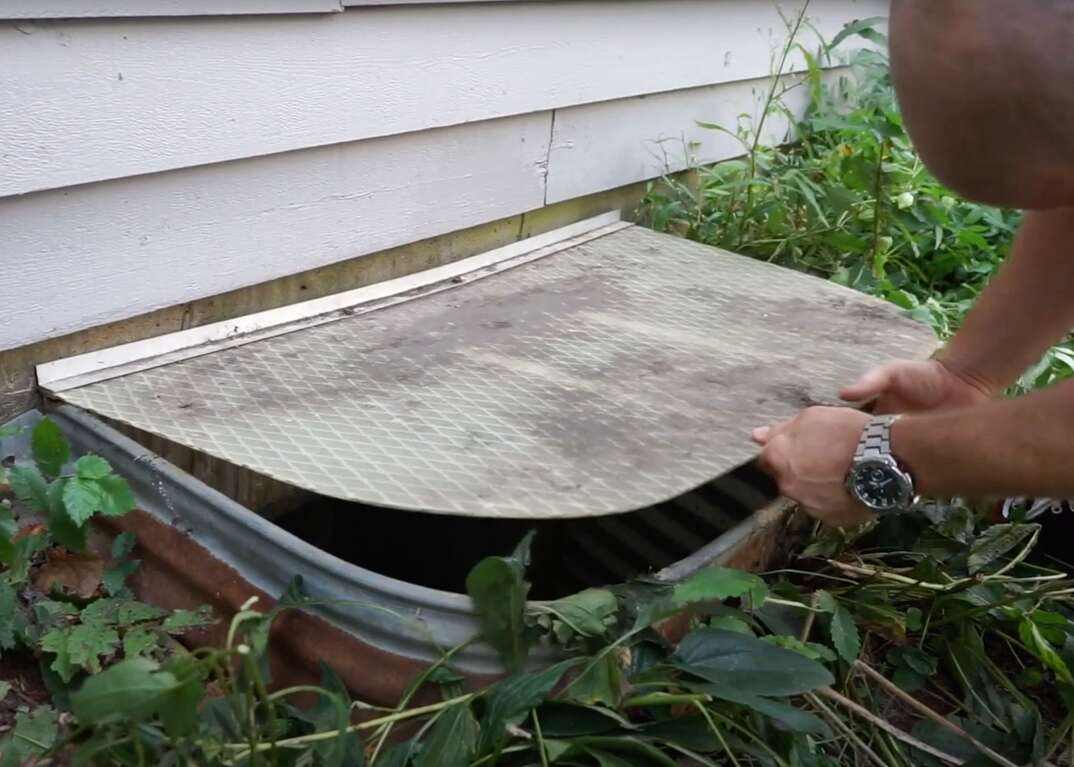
left=225, top=692, right=474, bottom=759
left=733, top=0, right=811, bottom=249
left=804, top=692, right=888, bottom=767
left=800, top=591, right=822, bottom=642
left=854, top=661, right=1030, bottom=767
left=826, top=559, right=954, bottom=591
left=694, top=702, right=743, bottom=767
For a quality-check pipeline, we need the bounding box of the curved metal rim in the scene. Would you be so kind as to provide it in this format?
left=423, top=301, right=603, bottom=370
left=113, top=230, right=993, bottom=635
left=34, top=405, right=767, bottom=672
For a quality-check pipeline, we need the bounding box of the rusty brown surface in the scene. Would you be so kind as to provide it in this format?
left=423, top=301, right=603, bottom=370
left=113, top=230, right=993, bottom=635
left=97, top=510, right=499, bottom=707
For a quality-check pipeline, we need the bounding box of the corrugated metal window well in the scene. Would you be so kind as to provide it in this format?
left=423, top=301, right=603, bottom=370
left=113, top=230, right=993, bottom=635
left=31, top=213, right=936, bottom=696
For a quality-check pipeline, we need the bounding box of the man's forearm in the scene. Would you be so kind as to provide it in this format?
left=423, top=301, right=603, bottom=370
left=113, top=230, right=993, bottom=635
left=893, top=378, right=1074, bottom=499
left=939, top=207, right=1074, bottom=392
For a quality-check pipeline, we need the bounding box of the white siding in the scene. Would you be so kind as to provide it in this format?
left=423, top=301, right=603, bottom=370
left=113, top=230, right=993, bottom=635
left=0, top=0, right=885, bottom=352
left=546, top=76, right=816, bottom=205
left=0, top=0, right=877, bottom=197
left=0, top=115, right=549, bottom=352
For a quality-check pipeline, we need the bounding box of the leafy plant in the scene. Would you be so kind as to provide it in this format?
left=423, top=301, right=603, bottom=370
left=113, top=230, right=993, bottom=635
left=637, top=14, right=1074, bottom=387
left=2, top=419, right=135, bottom=561
left=5, top=420, right=1074, bottom=766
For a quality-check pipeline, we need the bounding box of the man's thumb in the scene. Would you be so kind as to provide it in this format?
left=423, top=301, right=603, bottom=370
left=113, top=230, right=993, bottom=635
left=840, top=367, right=890, bottom=402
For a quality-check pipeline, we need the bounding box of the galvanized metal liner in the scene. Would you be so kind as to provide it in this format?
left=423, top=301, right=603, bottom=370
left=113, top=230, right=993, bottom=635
left=8, top=406, right=772, bottom=674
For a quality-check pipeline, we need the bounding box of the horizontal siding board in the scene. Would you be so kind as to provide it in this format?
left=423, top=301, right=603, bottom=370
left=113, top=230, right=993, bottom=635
left=0, top=0, right=884, bottom=197
left=0, top=0, right=342, bottom=18
left=0, top=113, right=550, bottom=352
left=545, top=74, right=820, bottom=204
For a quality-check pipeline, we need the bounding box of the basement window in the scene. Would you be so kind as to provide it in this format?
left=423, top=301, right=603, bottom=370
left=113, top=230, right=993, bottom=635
left=38, top=215, right=935, bottom=598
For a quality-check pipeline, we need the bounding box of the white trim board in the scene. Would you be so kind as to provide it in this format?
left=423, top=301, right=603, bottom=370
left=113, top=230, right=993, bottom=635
left=37, top=212, right=627, bottom=393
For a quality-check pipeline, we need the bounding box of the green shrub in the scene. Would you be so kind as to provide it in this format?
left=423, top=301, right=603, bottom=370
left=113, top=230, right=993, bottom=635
left=637, top=18, right=1074, bottom=391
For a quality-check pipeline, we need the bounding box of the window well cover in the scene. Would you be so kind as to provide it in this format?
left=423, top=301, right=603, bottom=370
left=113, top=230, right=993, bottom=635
left=47, top=225, right=936, bottom=519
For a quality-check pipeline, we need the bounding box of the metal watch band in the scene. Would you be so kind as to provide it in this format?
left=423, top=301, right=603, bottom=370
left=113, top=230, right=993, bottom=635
left=854, top=414, right=900, bottom=461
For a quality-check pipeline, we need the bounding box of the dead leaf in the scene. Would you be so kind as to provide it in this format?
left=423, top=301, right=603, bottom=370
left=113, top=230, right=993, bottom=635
left=15, top=524, right=45, bottom=542
left=33, top=549, right=104, bottom=599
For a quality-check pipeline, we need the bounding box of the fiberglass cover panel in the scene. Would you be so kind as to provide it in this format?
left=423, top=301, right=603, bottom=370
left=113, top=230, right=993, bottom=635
left=56, top=226, right=936, bottom=519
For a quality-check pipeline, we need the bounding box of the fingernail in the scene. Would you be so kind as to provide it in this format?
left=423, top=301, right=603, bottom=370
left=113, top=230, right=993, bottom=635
left=752, top=427, right=770, bottom=442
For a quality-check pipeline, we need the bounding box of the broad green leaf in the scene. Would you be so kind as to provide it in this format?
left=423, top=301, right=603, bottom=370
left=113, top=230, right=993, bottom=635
left=673, top=567, right=767, bottom=606
left=74, top=454, right=112, bottom=480
left=535, top=702, right=634, bottom=738
left=70, top=657, right=179, bottom=724
left=477, top=658, right=581, bottom=757
left=6, top=532, right=46, bottom=585
left=123, top=628, right=159, bottom=658
left=158, top=671, right=205, bottom=739
left=96, top=474, right=136, bottom=517
left=66, top=624, right=120, bottom=675
left=0, top=706, right=57, bottom=767
left=62, top=477, right=106, bottom=526
left=562, top=651, right=624, bottom=708
left=541, top=588, right=618, bottom=639
left=414, top=704, right=478, bottom=767
left=817, top=591, right=860, bottom=662
left=466, top=532, right=534, bottom=673
left=8, top=465, right=48, bottom=513
left=40, top=629, right=78, bottom=683
left=671, top=628, right=834, bottom=695
left=46, top=478, right=86, bottom=553
left=638, top=716, right=719, bottom=752
left=695, top=682, right=830, bottom=736
left=968, top=524, right=1038, bottom=574
left=1020, top=619, right=1073, bottom=684
left=636, top=567, right=766, bottom=628
left=31, top=419, right=69, bottom=478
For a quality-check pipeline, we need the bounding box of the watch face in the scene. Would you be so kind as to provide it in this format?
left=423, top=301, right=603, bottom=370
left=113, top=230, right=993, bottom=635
left=850, top=460, right=907, bottom=511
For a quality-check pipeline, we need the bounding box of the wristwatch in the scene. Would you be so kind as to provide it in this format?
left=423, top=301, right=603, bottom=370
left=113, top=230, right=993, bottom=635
left=846, top=414, right=918, bottom=513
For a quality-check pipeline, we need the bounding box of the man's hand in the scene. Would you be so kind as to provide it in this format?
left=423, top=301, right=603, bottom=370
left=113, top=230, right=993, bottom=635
left=839, top=358, right=993, bottom=414
left=752, top=407, right=874, bottom=528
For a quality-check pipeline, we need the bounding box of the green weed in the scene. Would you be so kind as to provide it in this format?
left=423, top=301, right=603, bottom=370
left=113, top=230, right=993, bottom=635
left=637, top=16, right=1074, bottom=391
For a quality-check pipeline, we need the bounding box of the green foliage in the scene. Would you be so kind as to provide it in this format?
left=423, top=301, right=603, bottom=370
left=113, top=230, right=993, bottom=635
left=637, top=20, right=1074, bottom=385
left=465, top=530, right=535, bottom=673
left=4, top=418, right=136, bottom=561
left=0, top=707, right=58, bottom=767
left=672, top=628, right=834, bottom=695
